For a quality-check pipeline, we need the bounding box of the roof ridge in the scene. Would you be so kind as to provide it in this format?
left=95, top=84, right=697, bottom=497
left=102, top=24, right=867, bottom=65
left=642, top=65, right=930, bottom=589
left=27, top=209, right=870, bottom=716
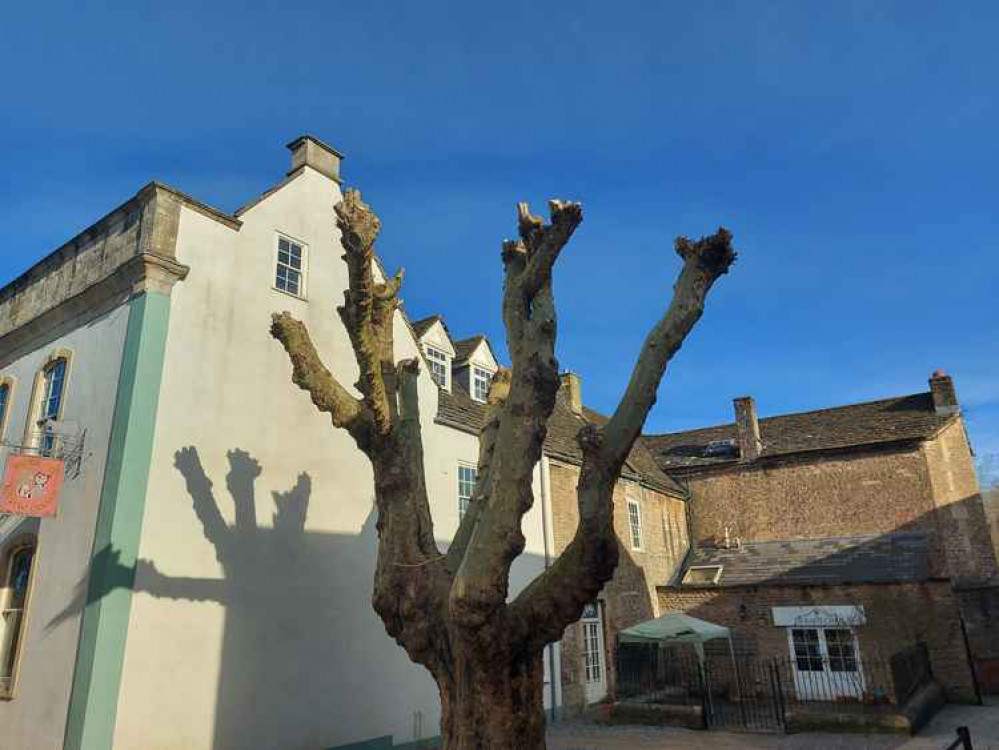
left=648, top=390, right=935, bottom=439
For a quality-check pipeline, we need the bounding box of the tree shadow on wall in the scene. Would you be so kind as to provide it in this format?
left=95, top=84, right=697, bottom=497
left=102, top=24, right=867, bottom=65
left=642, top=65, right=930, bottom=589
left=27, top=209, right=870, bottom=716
left=50, top=447, right=436, bottom=750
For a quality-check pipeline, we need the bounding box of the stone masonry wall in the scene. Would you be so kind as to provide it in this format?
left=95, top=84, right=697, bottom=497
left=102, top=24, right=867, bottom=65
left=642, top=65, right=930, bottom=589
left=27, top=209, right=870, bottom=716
left=0, top=185, right=186, bottom=341
left=658, top=581, right=978, bottom=704
left=921, top=419, right=998, bottom=583
left=680, top=444, right=955, bottom=576
left=549, top=459, right=688, bottom=716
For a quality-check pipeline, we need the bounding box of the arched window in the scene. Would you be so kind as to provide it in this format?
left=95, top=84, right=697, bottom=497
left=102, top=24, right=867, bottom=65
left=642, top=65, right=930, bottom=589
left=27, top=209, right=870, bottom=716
left=0, top=381, right=11, bottom=442
left=0, top=541, right=36, bottom=697
left=36, top=358, right=67, bottom=456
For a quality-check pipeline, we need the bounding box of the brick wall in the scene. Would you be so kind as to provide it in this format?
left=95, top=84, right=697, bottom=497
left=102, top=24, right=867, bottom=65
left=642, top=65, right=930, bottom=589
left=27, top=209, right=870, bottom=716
left=548, top=459, right=688, bottom=715
left=658, top=581, right=978, bottom=704
left=681, top=444, right=938, bottom=562
left=921, top=420, right=998, bottom=583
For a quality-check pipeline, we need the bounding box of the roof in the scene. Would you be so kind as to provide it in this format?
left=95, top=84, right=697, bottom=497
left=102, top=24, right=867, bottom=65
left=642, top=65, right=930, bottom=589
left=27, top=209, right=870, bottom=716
left=436, top=387, right=685, bottom=496
left=680, top=532, right=931, bottom=588
left=453, top=336, right=482, bottom=362
left=411, top=315, right=443, bottom=338
left=645, top=392, right=955, bottom=470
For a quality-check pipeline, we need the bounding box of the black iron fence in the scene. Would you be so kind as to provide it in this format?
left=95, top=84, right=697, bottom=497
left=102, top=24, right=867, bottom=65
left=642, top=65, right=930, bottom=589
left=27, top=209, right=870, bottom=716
left=616, top=641, right=932, bottom=733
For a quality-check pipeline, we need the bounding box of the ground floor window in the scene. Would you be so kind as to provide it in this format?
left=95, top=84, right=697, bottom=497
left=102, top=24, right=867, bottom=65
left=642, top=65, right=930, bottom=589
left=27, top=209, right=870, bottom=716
left=0, top=541, right=36, bottom=697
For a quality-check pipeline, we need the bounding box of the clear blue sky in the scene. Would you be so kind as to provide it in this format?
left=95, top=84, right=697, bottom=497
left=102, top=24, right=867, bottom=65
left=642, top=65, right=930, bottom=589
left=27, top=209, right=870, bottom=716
left=2, top=1, right=997, bottom=480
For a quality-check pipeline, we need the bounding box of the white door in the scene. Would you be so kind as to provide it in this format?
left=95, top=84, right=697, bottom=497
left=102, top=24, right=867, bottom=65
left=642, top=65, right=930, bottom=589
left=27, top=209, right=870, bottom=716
left=581, top=603, right=607, bottom=704
left=788, top=627, right=865, bottom=701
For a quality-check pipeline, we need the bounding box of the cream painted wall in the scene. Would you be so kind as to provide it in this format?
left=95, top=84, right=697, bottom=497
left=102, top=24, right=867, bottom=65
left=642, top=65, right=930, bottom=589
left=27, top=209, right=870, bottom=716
left=115, top=166, right=554, bottom=750
left=0, top=305, right=130, bottom=750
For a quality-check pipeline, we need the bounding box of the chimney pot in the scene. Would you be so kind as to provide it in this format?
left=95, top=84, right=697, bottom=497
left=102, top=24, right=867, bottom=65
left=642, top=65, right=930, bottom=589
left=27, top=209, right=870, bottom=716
left=929, top=370, right=959, bottom=415
left=286, top=135, right=343, bottom=183
left=733, top=396, right=763, bottom=462
left=560, top=372, right=583, bottom=416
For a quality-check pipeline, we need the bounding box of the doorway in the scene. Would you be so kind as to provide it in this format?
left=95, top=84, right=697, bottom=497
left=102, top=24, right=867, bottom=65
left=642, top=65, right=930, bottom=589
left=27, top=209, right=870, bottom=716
left=788, top=627, right=865, bottom=700
left=580, top=602, right=607, bottom=704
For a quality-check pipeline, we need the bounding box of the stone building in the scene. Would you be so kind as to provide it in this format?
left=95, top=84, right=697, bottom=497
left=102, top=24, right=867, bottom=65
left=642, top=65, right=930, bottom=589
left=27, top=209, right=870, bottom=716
left=646, top=375, right=998, bottom=703
left=427, top=365, right=692, bottom=717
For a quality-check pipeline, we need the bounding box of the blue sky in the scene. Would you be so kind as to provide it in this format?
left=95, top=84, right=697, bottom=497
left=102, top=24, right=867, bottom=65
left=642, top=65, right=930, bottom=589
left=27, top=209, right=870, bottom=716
left=2, top=1, right=997, bottom=480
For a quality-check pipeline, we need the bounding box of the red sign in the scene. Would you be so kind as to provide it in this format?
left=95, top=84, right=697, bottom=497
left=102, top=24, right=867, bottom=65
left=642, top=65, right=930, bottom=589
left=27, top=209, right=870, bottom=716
left=1, top=455, right=65, bottom=517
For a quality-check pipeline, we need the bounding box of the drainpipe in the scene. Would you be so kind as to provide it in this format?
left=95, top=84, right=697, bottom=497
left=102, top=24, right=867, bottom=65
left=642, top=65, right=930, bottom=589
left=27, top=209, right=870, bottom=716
left=539, top=456, right=558, bottom=721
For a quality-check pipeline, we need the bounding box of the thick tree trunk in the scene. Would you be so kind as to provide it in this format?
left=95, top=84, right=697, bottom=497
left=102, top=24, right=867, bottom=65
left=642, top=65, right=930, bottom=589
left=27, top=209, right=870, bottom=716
left=438, top=644, right=547, bottom=750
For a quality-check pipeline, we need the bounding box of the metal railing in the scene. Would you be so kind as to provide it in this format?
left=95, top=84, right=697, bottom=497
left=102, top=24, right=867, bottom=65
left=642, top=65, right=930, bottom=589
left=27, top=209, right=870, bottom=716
left=615, top=642, right=933, bottom=732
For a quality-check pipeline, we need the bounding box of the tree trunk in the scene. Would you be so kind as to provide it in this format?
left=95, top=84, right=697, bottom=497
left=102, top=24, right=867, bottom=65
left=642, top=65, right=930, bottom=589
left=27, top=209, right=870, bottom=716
left=437, top=643, right=548, bottom=750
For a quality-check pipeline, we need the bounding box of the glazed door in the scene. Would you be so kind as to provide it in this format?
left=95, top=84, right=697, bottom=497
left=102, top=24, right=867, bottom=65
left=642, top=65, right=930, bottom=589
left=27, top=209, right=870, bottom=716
left=581, top=603, right=607, bottom=704
left=788, top=627, right=865, bottom=700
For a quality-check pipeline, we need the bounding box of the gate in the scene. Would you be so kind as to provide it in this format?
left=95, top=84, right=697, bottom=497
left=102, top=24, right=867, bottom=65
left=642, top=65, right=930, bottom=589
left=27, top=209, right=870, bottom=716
left=701, top=653, right=786, bottom=732
left=615, top=645, right=787, bottom=732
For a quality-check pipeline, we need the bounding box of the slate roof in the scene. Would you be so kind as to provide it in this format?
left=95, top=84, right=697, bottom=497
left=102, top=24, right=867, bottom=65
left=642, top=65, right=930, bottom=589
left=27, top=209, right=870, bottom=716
left=453, top=335, right=496, bottom=365
left=436, top=388, right=685, bottom=496
left=681, top=533, right=931, bottom=588
left=644, top=393, right=955, bottom=470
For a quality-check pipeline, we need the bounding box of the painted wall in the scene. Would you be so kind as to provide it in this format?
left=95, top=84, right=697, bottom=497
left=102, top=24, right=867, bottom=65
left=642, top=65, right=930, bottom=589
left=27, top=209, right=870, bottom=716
left=114, top=166, right=554, bottom=750
left=0, top=304, right=130, bottom=750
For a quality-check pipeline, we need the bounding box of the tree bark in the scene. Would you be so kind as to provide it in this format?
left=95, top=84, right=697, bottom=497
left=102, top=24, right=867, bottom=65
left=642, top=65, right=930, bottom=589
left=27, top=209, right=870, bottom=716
left=437, top=636, right=547, bottom=750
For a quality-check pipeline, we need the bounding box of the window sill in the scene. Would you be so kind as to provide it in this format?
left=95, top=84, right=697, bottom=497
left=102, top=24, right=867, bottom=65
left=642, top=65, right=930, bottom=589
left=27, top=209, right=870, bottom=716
left=271, top=286, right=308, bottom=302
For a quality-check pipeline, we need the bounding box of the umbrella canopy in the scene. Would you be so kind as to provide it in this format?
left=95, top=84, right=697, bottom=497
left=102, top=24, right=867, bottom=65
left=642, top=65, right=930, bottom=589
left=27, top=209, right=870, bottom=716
left=618, top=612, right=730, bottom=646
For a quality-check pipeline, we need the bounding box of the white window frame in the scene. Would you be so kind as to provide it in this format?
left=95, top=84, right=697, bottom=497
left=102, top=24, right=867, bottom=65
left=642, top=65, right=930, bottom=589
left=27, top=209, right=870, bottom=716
left=627, top=498, right=643, bottom=551
left=457, top=463, right=477, bottom=520
left=426, top=346, right=450, bottom=390
left=471, top=366, right=493, bottom=403
left=274, top=233, right=308, bottom=299
left=682, top=565, right=724, bottom=585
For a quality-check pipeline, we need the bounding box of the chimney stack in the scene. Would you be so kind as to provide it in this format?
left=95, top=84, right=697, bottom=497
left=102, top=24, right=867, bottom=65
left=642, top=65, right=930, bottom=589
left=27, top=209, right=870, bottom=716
left=286, top=135, right=343, bottom=182
left=560, top=372, right=583, bottom=415
left=929, top=370, right=959, bottom=415
left=733, top=396, right=762, bottom=462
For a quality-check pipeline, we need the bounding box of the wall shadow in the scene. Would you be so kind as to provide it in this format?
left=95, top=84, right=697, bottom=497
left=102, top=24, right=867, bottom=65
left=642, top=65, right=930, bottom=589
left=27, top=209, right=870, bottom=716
left=50, top=447, right=411, bottom=749
left=50, top=446, right=552, bottom=749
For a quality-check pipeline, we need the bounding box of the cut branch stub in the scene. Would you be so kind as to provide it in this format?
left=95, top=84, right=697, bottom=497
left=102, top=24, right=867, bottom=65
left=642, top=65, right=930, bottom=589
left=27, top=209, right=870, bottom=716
left=674, top=227, right=737, bottom=279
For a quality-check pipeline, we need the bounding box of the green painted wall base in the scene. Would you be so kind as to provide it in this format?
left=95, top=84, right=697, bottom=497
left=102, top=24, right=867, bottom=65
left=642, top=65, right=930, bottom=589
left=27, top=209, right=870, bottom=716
left=63, top=291, right=173, bottom=750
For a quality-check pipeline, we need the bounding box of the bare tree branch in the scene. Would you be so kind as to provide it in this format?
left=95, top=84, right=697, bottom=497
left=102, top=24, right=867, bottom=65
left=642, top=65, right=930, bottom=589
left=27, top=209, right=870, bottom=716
left=335, top=189, right=397, bottom=437
left=511, top=228, right=736, bottom=647
left=445, top=369, right=510, bottom=575
left=451, top=202, right=581, bottom=625
left=270, top=312, right=371, bottom=449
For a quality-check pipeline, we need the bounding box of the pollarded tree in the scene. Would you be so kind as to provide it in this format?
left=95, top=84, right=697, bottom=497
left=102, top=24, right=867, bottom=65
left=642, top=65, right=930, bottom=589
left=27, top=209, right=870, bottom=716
left=271, top=190, right=735, bottom=750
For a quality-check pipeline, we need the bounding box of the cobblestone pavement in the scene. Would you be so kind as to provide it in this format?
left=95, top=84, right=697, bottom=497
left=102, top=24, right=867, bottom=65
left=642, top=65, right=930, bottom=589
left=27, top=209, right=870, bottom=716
left=547, top=699, right=999, bottom=750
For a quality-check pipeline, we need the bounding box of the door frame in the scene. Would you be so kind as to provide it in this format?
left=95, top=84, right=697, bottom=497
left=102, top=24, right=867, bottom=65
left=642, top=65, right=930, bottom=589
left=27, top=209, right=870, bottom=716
left=786, top=626, right=866, bottom=701
left=580, top=601, right=607, bottom=704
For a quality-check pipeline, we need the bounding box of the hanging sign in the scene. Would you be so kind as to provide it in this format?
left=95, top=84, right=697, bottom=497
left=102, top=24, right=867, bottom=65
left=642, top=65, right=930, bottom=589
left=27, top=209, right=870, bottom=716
left=0, top=454, right=65, bottom=517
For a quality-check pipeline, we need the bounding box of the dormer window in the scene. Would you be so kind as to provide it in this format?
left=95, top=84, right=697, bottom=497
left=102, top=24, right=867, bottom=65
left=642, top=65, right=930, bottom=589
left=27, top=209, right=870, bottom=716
left=471, top=367, right=492, bottom=403
left=426, top=346, right=449, bottom=389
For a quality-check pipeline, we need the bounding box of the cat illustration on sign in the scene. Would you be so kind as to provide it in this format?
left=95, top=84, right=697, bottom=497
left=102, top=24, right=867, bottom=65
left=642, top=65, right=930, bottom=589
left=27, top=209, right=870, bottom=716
left=17, top=472, right=52, bottom=500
